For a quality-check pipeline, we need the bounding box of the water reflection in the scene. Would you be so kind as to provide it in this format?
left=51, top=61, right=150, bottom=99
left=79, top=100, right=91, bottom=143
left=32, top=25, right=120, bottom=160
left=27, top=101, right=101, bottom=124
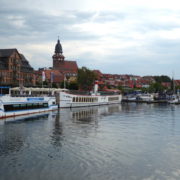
left=0, top=112, right=56, bottom=156
left=0, top=126, right=25, bottom=156
left=0, top=104, right=180, bottom=180
left=51, top=111, right=63, bottom=148
left=4, top=113, right=50, bottom=124
left=70, top=104, right=122, bottom=123
left=72, top=108, right=98, bottom=123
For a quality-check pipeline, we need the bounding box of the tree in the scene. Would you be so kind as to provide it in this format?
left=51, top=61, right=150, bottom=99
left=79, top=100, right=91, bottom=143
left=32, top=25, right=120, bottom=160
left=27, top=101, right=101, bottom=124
left=68, top=81, right=79, bottom=90
left=154, top=75, right=171, bottom=83
left=52, top=82, right=58, bottom=88
left=60, top=81, right=68, bottom=89
left=77, top=67, right=97, bottom=90
left=148, top=82, right=165, bottom=93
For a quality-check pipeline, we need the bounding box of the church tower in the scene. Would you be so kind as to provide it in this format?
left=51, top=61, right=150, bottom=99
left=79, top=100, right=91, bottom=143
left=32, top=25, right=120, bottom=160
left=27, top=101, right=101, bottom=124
left=51, top=38, right=78, bottom=79
left=52, top=38, right=65, bottom=69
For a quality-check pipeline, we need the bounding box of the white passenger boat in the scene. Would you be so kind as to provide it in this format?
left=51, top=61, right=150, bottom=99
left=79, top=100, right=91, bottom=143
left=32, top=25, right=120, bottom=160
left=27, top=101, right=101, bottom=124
left=0, top=87, right=58, bottom=119
left=55, top=82, right=122, bottom=108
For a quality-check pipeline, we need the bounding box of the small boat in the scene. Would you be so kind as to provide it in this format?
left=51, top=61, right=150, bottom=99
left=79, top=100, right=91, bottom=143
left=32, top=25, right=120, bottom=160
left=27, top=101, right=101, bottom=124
left=123, top=94, right=137, bottom=102
left=123, top=93, right=154, bottom=102
left=168, top=95, right=179, bottom=104
left=136, top=94, right=154, bottom=102
left=54, top=82, right=122, bottom=108
left=0, top=87, right=58, bottom=119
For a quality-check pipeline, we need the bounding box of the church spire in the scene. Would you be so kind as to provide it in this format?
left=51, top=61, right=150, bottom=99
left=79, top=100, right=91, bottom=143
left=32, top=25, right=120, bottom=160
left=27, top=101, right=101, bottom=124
left=55, top=38, right=63, bottom=54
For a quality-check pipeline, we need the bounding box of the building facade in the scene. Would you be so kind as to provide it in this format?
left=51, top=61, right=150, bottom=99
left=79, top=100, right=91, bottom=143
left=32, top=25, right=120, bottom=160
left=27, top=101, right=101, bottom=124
left=0, top=49, right=34, bottom=87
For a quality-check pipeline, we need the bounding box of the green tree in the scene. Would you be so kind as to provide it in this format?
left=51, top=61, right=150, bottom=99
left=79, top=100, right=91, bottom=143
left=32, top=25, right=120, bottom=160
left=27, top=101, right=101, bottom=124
left=154, top=75, right=171, bottom=83
left=60, top=81, right=68, bottom=89
left=52, top=82, right=58, bottom=88
left=77, top=67, right=97, bottom=90
left=117, top=85, right=124, bottom=93
left=148, top=82, right=165, bottom=93
left=68, top=81, right=79, bottom=90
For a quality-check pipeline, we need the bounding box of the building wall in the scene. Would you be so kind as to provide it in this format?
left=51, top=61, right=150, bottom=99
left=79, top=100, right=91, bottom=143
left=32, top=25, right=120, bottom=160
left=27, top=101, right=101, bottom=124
left=0, top=49, right=34, bottom=87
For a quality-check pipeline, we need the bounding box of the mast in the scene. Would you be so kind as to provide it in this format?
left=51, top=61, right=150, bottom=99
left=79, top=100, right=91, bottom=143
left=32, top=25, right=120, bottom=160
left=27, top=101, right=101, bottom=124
left=172, top=71, right=175, bottom=94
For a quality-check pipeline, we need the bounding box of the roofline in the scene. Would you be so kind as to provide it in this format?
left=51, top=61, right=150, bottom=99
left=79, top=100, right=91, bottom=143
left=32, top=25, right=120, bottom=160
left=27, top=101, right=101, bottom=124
left=0, top=48, right=21, bottom=58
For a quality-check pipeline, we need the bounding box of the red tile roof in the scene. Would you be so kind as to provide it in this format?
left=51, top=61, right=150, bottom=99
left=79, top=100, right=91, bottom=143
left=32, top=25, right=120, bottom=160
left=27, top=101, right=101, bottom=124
left=44, top=70, right=64, bottom=83
left=54, top=60, right=78, bottom=73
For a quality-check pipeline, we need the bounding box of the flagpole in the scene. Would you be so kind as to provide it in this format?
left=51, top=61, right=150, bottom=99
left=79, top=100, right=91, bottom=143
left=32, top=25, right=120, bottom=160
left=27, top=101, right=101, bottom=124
left=42, top=71, right=43, bottom=88
left=51, top=72, right=54, bottom=89
left=64, top=74, right=66, bottom=89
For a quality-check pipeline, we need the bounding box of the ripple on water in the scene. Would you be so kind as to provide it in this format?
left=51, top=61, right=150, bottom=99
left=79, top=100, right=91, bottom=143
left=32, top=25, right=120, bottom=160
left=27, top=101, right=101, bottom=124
left=0, top=104, right=180, bottom=180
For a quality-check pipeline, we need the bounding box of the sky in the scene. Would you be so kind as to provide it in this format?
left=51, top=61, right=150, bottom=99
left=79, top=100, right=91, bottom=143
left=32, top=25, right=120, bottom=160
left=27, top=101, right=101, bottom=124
left=1, top=0, right=180, bottom=78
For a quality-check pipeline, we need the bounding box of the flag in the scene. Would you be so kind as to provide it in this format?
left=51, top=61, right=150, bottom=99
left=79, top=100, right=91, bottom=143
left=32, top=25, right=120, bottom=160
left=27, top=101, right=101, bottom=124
left=64, top=74, right=67, bottom=81
left=50, top=72, right=54, bottom=83
left=42, top=71, right=46, bottom=81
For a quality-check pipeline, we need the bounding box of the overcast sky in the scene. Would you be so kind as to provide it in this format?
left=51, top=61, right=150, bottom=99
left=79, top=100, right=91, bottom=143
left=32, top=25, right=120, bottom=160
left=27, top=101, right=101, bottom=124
left=1, top=0, right=180, bottom=78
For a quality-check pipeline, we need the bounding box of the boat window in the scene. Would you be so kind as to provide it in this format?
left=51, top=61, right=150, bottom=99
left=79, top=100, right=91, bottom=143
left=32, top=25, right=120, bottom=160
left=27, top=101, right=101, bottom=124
left=13, top=104, right=20, bottom=110
left=4, top=105, right=13, bottom=111
left=4, top=102, right=49, bottom=112
left=20, top=104, right=27, bottom=109
left=108, top=97, right=119, bottom=101
left=27, top=104, right=32, bottom=107
left=43, top=103, right=48, bottom=107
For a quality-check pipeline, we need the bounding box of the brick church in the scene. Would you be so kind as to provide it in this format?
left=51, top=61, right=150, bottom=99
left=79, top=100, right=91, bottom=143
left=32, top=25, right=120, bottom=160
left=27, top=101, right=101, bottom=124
left=52, top=39, right=78, bottom=77
left=41, top=39, right=78, bottom=85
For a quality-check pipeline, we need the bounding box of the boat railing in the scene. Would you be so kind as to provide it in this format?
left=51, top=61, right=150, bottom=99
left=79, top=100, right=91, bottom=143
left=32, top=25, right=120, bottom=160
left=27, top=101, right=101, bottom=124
left=11, top=94, right=54, bottom=97
left=67, top=90, right=120, bottom=96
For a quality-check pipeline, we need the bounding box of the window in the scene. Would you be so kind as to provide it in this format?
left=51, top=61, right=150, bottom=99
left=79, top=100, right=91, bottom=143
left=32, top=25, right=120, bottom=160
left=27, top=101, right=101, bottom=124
left=108, top=97, right=119, bottom=101
left=4, top=102, right=49, bottom=112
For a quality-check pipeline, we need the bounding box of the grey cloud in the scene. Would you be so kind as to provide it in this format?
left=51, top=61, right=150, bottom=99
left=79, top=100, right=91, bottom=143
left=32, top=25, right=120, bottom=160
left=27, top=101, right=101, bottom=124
left=0, top=8, right=100, bottom=44
left=1, top=3, right=180, bottom=77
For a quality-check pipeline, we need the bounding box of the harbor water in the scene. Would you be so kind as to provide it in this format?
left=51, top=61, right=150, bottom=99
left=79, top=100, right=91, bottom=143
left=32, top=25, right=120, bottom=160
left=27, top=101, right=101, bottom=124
left=0, top=103, right=180, bottom=180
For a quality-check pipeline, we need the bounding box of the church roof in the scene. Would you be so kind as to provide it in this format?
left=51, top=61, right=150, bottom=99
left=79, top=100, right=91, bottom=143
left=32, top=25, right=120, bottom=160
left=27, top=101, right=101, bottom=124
left=54, top=60, right=78, bottom=73
left=55, top=39, right=63, bottom=54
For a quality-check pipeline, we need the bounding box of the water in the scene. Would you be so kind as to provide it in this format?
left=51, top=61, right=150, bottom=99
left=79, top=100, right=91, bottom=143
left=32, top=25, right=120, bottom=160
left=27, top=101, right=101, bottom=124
left=0, top=103, right=180, bottom=180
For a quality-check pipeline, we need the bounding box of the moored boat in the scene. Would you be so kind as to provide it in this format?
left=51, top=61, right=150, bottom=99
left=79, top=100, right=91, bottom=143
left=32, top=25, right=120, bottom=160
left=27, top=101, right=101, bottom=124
left=0, top=87, right=58, bottom=119
left=123, top=93, right=154, bottom=102
left=136, top=94, right=154, bottom=102
left=168, top=94, right=180, bottom=104
left=54, top=82, right=122, bottom=108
